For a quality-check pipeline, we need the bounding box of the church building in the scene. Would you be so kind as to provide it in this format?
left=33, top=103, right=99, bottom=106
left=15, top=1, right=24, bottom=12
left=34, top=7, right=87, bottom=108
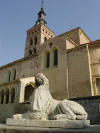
left=0, top=1, right=100, bottom=107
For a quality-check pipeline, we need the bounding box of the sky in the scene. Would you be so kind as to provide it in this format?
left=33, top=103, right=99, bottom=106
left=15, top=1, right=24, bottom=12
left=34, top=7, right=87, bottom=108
left=0, top=0, right=100, bottom=66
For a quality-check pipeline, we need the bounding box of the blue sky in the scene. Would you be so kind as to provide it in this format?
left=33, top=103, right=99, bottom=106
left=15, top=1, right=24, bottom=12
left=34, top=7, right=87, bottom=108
left=0, top=0, right=100, bottom=66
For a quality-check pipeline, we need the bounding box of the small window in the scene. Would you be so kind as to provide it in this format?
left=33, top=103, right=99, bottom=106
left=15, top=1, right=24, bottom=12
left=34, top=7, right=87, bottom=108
left=29, top=39, right=33, bottom=45
left=54, top=49, right=58, bottom=66
left=46, top=52, right=50, bottom=68
left=29, top=50, right=32, bottom=56
left=34, top=37, right=37, bottom=45
left=44, top=37, right=47, bottom=42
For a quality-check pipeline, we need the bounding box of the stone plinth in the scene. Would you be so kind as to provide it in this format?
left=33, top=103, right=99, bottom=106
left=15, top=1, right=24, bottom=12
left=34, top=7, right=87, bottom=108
left=6, top=118, right=90, bottom=129
left=0, top=124, right=100, bottom=133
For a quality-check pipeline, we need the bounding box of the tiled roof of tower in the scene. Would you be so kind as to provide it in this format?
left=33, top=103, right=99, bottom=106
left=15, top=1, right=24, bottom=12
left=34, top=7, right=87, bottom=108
left=27, top=24, right=55, bottom=34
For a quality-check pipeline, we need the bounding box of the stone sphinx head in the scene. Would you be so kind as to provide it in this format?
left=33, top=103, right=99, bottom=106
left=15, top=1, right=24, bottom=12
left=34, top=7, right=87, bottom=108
left=35, top=73, right=45, bottom=86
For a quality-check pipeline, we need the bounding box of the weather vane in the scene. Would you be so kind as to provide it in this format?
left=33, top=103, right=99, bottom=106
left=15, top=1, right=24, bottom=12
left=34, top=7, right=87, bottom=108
left=42, top=0, right=44, bottom=8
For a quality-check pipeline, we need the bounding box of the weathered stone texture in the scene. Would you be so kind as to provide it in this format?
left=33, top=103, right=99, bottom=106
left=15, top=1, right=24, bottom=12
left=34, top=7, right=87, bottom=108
left=0, top=124, right=100, bottom=133
left=89, top=45, right=100, bottom=95
left=6, top=119, right=90, bottom=129
left=0, top=103, right=30, bottom=123
left=67, top=46, right=92, bottom=98
left=70, top=96, right=100, bottom=124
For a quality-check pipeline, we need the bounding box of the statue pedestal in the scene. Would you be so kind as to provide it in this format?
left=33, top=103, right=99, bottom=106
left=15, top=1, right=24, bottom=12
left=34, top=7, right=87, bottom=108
left=6, top=118, right=90, bottom=129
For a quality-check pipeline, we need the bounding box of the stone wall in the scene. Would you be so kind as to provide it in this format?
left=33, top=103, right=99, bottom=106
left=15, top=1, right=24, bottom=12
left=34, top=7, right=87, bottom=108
left=79, top=29, right=90, bottom=44
left=0, top=103, right=30, bottom=123
left=0, top=125, right=100, bottom=133
left=66, top=39, right=75, bottom=50
left=62, top=28, right=90, bottom=45
left=67, top=45, right=92, bottom=98
left=89, top=45, right=100, bottom=95
left=40, top=37, right=68, bottom=99
left=0, top=56, right=40, bottom=85
left=70, top=95, right=100, bottom=124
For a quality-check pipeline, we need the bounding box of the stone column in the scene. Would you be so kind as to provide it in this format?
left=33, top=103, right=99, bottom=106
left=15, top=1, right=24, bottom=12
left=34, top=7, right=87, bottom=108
left=50, top=49, right=53, bottom=67
left=9, top=89, right=12, bottom=103
left=0, top=93, right=1, bottom=104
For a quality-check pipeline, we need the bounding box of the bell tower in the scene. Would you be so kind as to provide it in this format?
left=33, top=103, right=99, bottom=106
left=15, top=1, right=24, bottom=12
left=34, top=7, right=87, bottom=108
left=24, top=0, right=55, bottom=57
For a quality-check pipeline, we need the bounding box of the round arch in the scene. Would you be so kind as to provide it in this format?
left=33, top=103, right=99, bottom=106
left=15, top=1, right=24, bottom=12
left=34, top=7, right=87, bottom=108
left=29, top=39, right=33, bottom=45
left=24, top=84, right=34, bottom=102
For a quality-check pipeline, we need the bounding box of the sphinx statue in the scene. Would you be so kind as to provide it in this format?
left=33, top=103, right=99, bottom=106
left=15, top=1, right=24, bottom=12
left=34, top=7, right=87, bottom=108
left=13, top=73, right=88, bottom=121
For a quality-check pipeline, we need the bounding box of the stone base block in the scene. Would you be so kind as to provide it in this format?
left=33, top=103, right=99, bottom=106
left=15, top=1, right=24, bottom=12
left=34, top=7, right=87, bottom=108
left=6, top=118, right=90, bottom=129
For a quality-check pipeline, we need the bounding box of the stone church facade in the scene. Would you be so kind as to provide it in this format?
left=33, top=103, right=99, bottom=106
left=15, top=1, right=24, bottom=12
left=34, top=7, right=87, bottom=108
left=0, top=2, right=100, bottom=106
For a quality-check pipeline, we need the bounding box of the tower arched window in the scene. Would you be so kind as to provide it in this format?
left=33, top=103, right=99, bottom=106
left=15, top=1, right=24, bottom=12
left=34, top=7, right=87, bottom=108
left=46, top=51, right=50, bottom=68
left=29, top=50, right=32, bottom=56
left=44, top=37, right=47, bottom=42
left=33, top=48, right=37, bottom=54
left=29, top=39, right=33, bottom=45
left=53, top=49, right=58, bottom=66
left=34, top=37, right=37, bottom=45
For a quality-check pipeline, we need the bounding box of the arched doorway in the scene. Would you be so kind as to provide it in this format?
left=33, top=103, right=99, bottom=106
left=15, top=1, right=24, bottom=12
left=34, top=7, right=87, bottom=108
left=24, top=84, right=34, bottom=102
